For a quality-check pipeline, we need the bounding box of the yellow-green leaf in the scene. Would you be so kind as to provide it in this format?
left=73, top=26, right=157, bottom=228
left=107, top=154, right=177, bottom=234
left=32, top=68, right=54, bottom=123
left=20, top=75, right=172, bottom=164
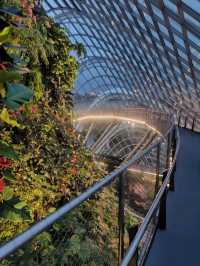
left=0, top=108, right=21, bottom=128
left=0, top=26, right=12, bottom=44
left=3, top=187, right=13, bottom=201
left=0, top=83, right=6, bottom=98
left=48, top=207, right=56, bottom=213
left=14, top=201, right=27, bottom=210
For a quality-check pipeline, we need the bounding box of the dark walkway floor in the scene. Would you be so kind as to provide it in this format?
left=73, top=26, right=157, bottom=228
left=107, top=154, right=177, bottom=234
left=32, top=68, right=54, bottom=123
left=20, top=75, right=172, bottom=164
left=146, top=128, right=200, bottom=266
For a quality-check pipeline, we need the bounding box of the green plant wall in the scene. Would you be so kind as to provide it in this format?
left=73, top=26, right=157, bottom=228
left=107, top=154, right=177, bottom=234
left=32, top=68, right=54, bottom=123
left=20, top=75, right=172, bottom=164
left=0, top=1, right=118, bottom=265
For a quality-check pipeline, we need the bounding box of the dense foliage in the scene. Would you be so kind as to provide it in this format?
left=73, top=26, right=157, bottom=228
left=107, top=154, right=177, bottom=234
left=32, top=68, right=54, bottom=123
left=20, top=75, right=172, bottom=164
left=0, top=1, right=118, bottom=265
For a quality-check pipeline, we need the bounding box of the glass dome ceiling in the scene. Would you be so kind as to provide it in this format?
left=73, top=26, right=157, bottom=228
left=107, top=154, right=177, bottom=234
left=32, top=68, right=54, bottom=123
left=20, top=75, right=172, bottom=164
left=44, top=0, right=200, bottom=119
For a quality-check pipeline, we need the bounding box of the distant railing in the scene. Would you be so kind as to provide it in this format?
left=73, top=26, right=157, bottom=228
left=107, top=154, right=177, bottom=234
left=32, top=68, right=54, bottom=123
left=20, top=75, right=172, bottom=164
left=0, top=114, right=178, bottom=266
left=177, top=109, right=200, bottom=132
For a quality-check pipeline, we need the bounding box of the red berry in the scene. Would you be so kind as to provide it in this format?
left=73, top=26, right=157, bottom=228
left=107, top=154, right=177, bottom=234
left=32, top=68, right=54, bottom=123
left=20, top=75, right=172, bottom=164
left=0, top=179, right=5, bottom=193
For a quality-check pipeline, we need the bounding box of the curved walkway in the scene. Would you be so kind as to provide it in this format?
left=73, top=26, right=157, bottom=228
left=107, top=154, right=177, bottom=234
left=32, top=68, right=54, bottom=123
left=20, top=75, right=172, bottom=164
left=146, top=128, right=200, bottom=266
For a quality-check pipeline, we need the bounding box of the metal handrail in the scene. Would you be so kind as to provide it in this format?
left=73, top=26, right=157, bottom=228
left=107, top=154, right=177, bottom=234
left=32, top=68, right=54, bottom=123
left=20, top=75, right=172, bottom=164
left=120, top=125, right=180, bottom=266
left=0, top=117, right=176, bottom=260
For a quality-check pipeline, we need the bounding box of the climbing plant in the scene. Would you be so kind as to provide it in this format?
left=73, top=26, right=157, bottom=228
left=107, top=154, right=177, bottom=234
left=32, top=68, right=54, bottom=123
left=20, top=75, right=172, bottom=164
left=0, top=1, right=118, bottom=265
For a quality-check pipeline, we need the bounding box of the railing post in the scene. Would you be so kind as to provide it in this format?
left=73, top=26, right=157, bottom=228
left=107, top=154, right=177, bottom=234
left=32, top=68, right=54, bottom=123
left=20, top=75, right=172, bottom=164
left=178, top=110, right=181, bottom=127
left=158, top=133, right=170, bottom=230
left=154, top=143, right=160, bottom=197
left=166, top=131, right=171, bottom=171
left=118, top=171, right=125, bottom=265
left=158, top=170, right=167, bottom=230
left=170, top=165, right=176, bottom=192
left=178, top=115, right=181, bottom=127
left=184, top=116, right=187, bottom=129
left=192, top=118, right=195, bottom=132
left=169, top=128, right=176, bottom=191
left=127, top=225, right=139, bottom=266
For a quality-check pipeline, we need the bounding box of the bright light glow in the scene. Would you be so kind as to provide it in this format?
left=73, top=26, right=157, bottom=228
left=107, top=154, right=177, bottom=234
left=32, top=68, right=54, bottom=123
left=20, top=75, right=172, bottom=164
left=75, top=115, right=161, bottom=135
left=128, top=168, right=162, bottom=177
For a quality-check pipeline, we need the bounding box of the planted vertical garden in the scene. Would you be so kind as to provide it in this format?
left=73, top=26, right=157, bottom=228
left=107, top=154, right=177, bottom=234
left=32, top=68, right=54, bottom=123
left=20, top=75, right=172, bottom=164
left=0, top=1, right=119, bottom=265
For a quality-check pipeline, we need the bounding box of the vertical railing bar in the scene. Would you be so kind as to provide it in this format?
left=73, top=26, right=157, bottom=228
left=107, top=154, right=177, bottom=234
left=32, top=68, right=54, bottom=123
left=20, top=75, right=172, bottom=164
left=166, top=131, right=171, bottom=170
left=118, top=171, right=125, bottom=265
left=178, top=110, right=181, bottom=127
left=158, top=170, right=167, bottom=230
left=158, top=130, right=171, bottom=230
left=192, top=117, right=195, bottom=131
left=154, top=143, right=160, bottom=197
left=169, top=127, right=176, bottom=191
left=184, top=116, right=187, bottom=129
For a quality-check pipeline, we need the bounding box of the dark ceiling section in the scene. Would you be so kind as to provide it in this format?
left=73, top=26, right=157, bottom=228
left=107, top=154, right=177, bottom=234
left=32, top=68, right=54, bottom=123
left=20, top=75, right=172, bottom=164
left=44, top=0, right=200, bottom=116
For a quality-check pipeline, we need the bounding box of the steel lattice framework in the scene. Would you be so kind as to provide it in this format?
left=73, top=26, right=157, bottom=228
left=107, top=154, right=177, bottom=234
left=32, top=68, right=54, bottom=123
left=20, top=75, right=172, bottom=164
left=44, top=0, right=200, bottom=118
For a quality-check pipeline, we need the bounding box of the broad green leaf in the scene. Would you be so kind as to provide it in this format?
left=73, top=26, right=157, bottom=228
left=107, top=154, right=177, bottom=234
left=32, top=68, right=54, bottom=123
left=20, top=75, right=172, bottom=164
left=14, top=201, right=27, bottom=209
left=0, top=26, right=12, bottom=44
left=0, top=71, right=21, bottom=83
left=4, top=83, right=33, bottom=110
left=0, top=140, right=19, bottom=160
left=3, top=187, right=13, bottom=201
left=2, top=210, right=22, bottom=221
left=1, top=203, right=31, bottom=221
left=0, top=108, right=21, bottom=128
